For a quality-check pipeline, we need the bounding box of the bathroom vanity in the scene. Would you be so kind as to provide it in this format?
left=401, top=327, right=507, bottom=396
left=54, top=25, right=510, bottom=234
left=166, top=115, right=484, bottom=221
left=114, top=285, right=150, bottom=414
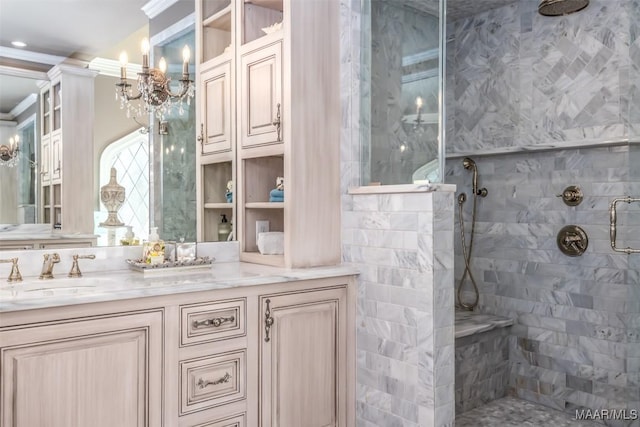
left=0, top=263, right=357, bottom=427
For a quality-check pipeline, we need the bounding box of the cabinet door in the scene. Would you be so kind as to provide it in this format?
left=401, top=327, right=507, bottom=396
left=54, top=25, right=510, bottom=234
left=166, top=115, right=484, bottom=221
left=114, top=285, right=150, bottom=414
left=51, top=130, right=62, bottom=182
left=201, top=60, right=232, bottom=155
left=40, top=135, right=51, bottom=183
left=260, top=287, right=347, bottom=427
left=240, top=41, right=282, bottom=149
left=0, top=311, right=163, bottom=427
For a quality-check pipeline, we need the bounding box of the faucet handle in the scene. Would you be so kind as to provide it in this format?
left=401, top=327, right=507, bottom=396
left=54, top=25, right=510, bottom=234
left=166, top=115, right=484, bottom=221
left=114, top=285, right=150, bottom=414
left=69, top=254, right=96, bottom=278
left=0, top=258, right=22, bottom=283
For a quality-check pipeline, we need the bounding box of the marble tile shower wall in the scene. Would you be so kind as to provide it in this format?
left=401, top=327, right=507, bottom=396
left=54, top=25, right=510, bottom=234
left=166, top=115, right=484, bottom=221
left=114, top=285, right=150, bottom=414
left=447, top=0, right=640, bottom=153
left=342, top=191, right=455, bottom=427
left=446, top=146, right=639, bottom=425
left=445, top=1, right=640, bottom=424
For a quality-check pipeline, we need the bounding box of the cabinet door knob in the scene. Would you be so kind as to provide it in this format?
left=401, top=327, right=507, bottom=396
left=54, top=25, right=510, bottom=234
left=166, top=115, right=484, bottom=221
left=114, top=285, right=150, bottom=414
left=264, top=298, right=274, bottom=342
left=272, top=103, right=282, bottom=142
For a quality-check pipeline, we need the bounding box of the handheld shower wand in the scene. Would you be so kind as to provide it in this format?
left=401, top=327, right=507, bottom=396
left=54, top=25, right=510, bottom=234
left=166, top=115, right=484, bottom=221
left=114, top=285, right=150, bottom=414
left=457, top=157, right=488, bottom=310
left=462, top=157, right=488, bottom=197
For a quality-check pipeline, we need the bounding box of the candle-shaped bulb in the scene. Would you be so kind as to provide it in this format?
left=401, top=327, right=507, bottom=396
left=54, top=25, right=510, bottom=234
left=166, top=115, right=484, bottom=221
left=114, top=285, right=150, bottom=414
left=182, top=45, right=190, bottom=63
left=182, top=45, right=190, bottom=77
left=159, top=57, right=167, bottom=74
left=9, top=137, right=14, bottom=149
left=416, top=96, right=423, bottom=109
left=119, top=51, right=128, bottom=80
left=141, top=38, right=150, bottom=55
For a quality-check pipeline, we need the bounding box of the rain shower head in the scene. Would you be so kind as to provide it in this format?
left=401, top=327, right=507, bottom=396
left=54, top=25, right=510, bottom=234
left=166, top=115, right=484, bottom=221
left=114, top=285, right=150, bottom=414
left=538, top=0, right=589, bottom=16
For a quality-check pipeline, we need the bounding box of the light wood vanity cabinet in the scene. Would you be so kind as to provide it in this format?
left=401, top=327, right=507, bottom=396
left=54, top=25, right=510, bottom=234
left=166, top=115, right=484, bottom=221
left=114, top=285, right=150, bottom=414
left=197, top=0, right=341, bottom=269
left=260, top=287, right=348, bottom=427
left=0, top=275, right=355, bottom=427
left=0, top=310, right=164, bottom=427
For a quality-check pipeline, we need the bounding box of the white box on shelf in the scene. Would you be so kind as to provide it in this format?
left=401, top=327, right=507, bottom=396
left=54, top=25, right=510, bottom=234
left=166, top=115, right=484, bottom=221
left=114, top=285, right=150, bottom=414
left=257, top=232, right=284, bottom=255
left=256, top=220, right=270, bottom=244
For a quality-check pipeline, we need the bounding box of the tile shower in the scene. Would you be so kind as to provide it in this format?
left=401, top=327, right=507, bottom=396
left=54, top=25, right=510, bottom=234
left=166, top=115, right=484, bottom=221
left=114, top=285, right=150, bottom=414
left=343, top=0, right=639, bottom=426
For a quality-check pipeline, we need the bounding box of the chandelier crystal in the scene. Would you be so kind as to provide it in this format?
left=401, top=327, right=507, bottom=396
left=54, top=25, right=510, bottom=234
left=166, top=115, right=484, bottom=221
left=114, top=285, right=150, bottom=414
left=115, top=38, right=194, bottom=120
left=0, top=135, right=20, bottom=167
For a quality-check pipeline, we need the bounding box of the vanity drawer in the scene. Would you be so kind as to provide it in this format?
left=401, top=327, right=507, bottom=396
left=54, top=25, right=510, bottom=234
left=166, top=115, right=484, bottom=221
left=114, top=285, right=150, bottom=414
left=190, top=413, right=245, bottom=427
left=181, top=299, right=245, bottom=346
left=180, top=350, right=246, bottom=415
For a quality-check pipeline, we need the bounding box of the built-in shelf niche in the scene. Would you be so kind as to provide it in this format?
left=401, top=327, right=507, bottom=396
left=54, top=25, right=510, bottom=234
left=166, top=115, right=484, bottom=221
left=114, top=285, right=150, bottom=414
left=242, top=0, right=283, bottom=46
left=201, top=161, right=234, bottom=241
left=202, top=0, right=233, bottom=63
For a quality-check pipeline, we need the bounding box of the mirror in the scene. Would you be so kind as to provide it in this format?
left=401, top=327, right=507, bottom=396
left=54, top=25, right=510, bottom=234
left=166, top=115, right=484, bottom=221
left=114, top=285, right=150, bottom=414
left=0, top=0, right=201, bottom=249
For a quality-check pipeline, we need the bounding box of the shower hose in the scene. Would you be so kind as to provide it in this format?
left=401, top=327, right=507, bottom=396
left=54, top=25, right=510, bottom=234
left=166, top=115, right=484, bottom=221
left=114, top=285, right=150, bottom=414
left=457, top=192, right=480, bottom=310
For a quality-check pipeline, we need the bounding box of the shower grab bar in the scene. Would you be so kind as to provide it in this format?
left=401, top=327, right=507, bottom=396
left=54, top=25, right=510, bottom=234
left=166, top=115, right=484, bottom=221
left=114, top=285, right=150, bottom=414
left=609, top=196, right=640, bottom=254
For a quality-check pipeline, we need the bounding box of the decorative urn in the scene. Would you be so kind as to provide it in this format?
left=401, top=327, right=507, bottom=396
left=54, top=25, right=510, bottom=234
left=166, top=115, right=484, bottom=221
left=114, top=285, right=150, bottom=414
left=99, top=167, right=126, bottom=227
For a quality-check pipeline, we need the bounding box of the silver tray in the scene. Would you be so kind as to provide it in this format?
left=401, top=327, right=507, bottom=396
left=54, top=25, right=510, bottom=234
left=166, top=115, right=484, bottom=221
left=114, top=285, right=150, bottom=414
left=126, top=256, right=214, bottom=275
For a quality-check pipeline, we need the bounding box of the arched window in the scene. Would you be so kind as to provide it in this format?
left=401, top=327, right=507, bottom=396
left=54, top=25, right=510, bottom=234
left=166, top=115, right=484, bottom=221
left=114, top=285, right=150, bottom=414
left=96, top=129, right=149, bottom=245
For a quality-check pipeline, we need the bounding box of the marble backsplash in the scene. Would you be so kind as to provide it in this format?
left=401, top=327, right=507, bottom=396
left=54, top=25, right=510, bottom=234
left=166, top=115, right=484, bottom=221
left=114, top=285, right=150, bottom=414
left=0, top=242, right=239, bottom=282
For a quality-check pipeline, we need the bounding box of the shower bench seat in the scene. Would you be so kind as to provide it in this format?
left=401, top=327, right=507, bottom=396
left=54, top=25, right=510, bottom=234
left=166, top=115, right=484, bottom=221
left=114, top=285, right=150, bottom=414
left=455, top=309, right=514, bottom=414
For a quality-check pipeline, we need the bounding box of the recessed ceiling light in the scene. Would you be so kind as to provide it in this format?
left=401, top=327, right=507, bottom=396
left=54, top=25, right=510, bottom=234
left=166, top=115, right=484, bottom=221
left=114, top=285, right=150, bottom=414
left=11, top=41, right=27, bottom=48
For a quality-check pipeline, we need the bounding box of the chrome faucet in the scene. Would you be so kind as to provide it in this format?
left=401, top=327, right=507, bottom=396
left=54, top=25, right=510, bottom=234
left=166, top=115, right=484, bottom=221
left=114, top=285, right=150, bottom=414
left=39, top=253, right=60, bottom=279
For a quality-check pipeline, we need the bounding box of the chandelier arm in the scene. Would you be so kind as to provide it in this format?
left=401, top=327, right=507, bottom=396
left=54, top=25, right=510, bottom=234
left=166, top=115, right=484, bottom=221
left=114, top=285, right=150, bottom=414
left=116, top=80, right=144, bottom=102
left=162, top=78, right=193, bottom=99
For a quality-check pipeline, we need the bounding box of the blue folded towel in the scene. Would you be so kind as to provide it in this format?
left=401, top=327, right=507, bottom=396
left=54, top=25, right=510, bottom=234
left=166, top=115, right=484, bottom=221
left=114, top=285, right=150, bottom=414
left=269, top=196, right=284, bottom=203
left=270, top=189, right=284, bottom=198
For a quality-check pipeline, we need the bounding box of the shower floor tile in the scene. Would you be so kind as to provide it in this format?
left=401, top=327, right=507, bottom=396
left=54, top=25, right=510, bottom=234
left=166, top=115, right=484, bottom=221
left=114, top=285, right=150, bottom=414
left=455, top=396, right=602, bottom=426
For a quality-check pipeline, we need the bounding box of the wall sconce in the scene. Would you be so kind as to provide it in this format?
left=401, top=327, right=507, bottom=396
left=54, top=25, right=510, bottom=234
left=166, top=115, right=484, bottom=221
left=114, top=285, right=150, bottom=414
left=0, top=135, right=20, bottom=167
left=158, top=120, right=169, bottom=135
left=115, top=38, right=194, bottom=120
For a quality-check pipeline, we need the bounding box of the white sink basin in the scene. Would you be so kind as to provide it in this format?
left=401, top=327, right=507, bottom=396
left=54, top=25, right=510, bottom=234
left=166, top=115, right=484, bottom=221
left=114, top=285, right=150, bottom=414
left=0, top=277, right=121, bottom=300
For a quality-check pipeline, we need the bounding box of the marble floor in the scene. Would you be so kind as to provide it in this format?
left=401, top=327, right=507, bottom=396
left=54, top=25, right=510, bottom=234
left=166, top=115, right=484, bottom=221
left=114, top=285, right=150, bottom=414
left=455, top=396, right=602, bottom=426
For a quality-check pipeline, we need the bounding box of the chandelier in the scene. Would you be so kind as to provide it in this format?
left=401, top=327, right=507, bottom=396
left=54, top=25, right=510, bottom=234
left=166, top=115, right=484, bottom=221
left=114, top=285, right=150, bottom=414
left=115, top=38, right=194, bottom=119
left=0, top=135, right=19, bottom=167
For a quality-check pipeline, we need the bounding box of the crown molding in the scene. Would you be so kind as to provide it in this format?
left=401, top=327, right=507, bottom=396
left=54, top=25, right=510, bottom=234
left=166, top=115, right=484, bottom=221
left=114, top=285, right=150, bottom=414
left=0, top=65, right=48, bottom=81
left=10, top=94, right=38, bottom=119
left=0, top=118, right=18, bottom=126
left=142, top=0, right=179, bottom=19
left=88, top=57, right=143, bottom=78
left=0, top=46, right=66, bottom=66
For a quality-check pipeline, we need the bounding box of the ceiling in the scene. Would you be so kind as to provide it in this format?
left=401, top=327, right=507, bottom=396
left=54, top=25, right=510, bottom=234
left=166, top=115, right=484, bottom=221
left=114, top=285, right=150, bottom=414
left=0, top=0, right=149, bottom=116
left=0, top=0, right=520, bottom=117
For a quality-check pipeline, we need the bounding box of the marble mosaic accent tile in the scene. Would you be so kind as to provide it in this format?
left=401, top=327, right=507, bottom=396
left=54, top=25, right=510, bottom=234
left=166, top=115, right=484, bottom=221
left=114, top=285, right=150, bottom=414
left=455, top=396, right=603, bottom=427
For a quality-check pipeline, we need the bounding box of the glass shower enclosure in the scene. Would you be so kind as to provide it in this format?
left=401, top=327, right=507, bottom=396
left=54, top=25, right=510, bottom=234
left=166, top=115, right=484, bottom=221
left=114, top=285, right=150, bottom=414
left=360, top=0, right=446, bottom=186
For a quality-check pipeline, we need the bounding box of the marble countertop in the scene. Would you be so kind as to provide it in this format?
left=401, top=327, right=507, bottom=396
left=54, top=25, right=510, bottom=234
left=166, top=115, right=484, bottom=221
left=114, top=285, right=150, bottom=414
left=0, top=262, right=358, bottom=313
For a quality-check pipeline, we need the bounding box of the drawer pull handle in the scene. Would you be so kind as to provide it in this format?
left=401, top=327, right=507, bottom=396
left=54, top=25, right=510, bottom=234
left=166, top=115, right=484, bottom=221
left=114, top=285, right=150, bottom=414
left=197, top=372, right=231, bottom=389
left=192, top=315, right=235, bottom=329
left=264, top=299, right=274, bottom=342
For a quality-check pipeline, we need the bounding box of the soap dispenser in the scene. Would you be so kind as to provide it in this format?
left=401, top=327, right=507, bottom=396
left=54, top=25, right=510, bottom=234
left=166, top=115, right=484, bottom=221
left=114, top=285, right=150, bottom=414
left=218, top=214, right=231, bottom=242
left=144, top=227, right=165, bottom=264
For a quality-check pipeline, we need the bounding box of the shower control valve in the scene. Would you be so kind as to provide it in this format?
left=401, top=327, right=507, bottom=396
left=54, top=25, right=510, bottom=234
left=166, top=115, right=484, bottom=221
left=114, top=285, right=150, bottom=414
left=556, top=185, right=583, bottom=206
